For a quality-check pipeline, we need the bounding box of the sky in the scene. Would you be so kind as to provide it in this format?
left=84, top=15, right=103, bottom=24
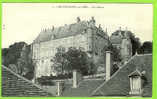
left=2, top=3, right=153, bottom=48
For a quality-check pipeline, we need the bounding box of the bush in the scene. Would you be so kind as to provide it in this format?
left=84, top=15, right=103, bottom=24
left=37, top=74, right=72, bottom=85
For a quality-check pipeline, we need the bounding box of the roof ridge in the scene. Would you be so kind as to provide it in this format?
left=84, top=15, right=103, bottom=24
left=2, top=65, right=53, bottom=96
left=55, top=20, right=87, bottom=29
left=91, top=55, right=138, bottom=96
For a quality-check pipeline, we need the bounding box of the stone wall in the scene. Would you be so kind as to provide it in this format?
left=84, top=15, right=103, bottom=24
left=32, top=33, right=90, bottom=78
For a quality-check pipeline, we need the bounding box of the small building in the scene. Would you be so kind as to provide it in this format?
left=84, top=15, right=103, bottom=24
left=128, top=69, right=143, bottom=96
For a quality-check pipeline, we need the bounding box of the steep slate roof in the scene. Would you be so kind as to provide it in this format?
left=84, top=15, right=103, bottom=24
left=34, top=21, right=89, bottom=43
left=91, top=54, right=152, bottom=97
left=2, top=65, right=54, bottom=97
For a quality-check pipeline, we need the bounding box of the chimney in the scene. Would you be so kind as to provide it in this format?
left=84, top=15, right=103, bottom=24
left=56, top=80, right=64, bottom=96
left=105, top=51, right=112, bottom=81
left=119, top=26, right=121, bottom=31
left=72, top=70, right=82, bottom=88
left=76, top=17, right=81, bottom=23
left=118, top=26, right=122, bottom=37
left=73, top=70, right=78, bottom=88
left=98, top=24, right=101, bottom=29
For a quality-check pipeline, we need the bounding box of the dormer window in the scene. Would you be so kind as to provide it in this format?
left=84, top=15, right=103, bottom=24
left=128, top=69, right=143, bottom=96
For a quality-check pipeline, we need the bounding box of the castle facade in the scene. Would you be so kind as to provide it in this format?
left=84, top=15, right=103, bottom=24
left=31, top=17, right=110, bottom=78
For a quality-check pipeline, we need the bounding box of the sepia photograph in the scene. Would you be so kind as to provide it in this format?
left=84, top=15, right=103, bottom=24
left=2, top=3, right=152, bottom=97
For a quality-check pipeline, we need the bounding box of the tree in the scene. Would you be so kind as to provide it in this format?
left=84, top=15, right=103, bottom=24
left=52, top=47, right=96, bottom=76
left=111, top=45, right=122, bottom=62
left=137, top=41, right=152, bottom=54
left=2, top=42, right=27, bottom=66
left=127, top=32, right=141, bottom=55
left=105, top=43, right=122, bottom=62
left=111, top=30, right=141, bottom=56
left=2, top=42, right=35, bottom=80
left=111, top=63, right=119, bottom=76
left=52, top=46, right=67, bottom=75
left=65, top=47, right=93, bottom=75
left=17, top=44, right=32, bottom=75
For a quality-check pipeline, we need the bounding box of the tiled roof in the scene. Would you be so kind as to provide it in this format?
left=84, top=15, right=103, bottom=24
left=34, top=21, right=89, bottom=43
left=91, top=54, right=152, bottom=97
left=2, top=65, right=54, bottom=97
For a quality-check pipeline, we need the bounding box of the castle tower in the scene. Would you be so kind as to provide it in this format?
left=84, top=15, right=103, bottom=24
left=121, top=28, right=132, bottom=63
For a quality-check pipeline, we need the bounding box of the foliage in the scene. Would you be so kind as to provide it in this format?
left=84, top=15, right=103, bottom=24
left=111, top=30, right=141, bottom=56
left=106, top=43, right=122, bottom=62
left=2, top=42, right=34, bottom=80
left=65, top=47, right=86, bottom=70
left=137, top=41, right=152, bottom=54
left=112, top=47, right=122, bottom=62
left=2, top=42, right=27, bottom=66
left=127, top=32, right=141, bottom=55
left=52, top=47, right=96, bottom=76
left=37, top=77, right=55, bottom=85
left=51, top=46, right=67, bottom=75
left=23, top=69, right=34, bottom=80
left=109, top=45, right=122, bottom=62
left=37, top=74, right=72, bottom=85
left=111, top=63, right=119, bottom=76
